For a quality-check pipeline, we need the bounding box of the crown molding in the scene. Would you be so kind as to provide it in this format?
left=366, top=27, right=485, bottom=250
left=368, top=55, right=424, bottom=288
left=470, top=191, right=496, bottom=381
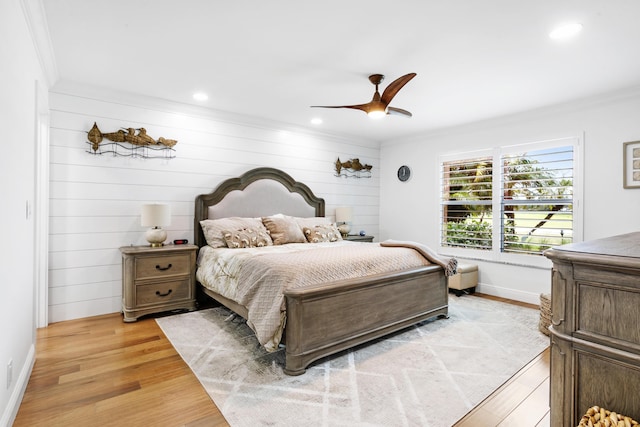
left=20, top=0, right=58, bottom=86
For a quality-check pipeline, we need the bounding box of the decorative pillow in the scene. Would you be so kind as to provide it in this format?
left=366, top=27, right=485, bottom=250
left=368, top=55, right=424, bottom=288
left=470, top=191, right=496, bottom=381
left=223, top=228, right=273, bottom=248
left=261, top=216, right=307, bottom=245
left=295, top=216, right=331, bottom=230
left=303, top=224, right=343, bottom=243
left=200, top=217, right=267, bottom=248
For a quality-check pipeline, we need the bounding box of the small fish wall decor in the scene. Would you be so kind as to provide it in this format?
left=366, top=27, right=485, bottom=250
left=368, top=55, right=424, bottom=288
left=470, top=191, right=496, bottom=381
left=335, top=157, right=373, bottom=178
left=86, top=122, right=178, bottom=158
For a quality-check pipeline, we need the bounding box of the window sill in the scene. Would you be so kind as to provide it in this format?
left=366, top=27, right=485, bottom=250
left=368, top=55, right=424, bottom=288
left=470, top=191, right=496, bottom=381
left=438, top=247, right=553, bottom=270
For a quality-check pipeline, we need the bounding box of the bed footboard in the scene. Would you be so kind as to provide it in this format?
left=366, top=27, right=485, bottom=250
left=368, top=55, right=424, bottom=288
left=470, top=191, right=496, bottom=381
left=283, top=265, right=447, bottom=375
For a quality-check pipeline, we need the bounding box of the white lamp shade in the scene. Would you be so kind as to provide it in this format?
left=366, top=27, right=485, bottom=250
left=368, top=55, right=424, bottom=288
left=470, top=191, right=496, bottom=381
left=335, top=207, right=353, bottom=223
left=141, top=203, right=171, bottom=227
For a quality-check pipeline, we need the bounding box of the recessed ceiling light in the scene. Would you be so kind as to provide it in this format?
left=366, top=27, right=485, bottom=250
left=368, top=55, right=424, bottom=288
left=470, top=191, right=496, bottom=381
left=193, top=92, right=208, bottom=101
left=549, top=22, right=583, bottom=40
left=311, top=118, right=323, bottom=125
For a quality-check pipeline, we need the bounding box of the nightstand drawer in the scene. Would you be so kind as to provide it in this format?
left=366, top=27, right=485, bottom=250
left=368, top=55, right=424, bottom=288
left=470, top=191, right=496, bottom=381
left=135, top=253, right=191, bottom=280
left=136, top=279, right=191, bottom=307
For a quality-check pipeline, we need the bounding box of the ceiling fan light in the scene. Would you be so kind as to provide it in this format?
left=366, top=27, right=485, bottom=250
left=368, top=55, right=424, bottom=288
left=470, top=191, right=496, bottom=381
left=368, top=109, right=386, bottom=119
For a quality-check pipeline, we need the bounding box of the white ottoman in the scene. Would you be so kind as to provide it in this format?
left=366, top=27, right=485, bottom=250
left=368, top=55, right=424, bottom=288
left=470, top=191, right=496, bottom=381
left=448, top=263, right=478, bottom=296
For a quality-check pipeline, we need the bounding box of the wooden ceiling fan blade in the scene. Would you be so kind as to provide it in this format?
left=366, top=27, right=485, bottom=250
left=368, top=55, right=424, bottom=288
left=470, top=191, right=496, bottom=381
left=387, top=106, right=413, bottom=118
left=310, top=103, right=371, bottom=113
left=381, top=73, right=416, bottom=105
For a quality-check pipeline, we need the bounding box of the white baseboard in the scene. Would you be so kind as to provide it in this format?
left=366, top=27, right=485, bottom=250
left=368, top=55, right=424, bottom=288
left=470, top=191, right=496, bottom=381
left=476, top=282, right=542, bottom=306
left=0, top=344, right=35, bottom=427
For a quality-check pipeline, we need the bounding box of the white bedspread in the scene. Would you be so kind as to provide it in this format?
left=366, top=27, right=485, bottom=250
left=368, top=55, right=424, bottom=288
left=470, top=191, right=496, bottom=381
left=196, top=241, right=435, bottom=351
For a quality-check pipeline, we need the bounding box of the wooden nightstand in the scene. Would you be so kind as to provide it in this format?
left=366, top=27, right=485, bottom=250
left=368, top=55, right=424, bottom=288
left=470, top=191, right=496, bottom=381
left=343, top=235, right=374, bottom=242
left=120, top=244, right=197, bottom=322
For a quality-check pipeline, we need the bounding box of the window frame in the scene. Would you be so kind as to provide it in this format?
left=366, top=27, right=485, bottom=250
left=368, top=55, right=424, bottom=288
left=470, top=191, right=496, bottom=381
left=438, top=136, right=583, bottom=268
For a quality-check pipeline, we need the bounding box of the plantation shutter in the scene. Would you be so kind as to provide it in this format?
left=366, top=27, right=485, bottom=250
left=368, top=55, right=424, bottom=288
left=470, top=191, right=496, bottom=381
left=440, top=156, right=493, bottom=250
left=500, top=146, right=574, bottom=255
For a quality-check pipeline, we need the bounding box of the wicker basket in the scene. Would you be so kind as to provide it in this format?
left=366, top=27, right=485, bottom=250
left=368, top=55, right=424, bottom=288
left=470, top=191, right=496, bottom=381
left=539, top=293, right=551, bottom=336
left=577, top=405, right=639, bottom=427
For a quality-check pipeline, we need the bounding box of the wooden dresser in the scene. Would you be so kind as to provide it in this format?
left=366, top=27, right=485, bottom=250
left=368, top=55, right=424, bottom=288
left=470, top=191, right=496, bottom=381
left=120, top=244, right=197, bottom=322
left=544, top=232, right=640, bottom=426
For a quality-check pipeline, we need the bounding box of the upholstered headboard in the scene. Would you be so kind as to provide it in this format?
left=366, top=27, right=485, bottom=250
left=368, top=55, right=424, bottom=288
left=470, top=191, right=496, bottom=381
left=194, top=167, right=325, bottom=248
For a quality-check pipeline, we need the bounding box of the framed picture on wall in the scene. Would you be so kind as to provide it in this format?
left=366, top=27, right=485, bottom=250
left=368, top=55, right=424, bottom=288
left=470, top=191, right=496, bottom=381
left=623, top=141, right=640, bottom=189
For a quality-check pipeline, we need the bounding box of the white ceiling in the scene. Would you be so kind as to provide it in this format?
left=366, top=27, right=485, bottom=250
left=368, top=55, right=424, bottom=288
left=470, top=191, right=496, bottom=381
left=42, top=0, right=640, bottom=143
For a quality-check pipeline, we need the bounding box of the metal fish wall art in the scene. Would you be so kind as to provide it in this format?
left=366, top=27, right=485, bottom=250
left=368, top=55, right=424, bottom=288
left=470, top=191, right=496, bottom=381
left=86, top=122, right=177, bottom=151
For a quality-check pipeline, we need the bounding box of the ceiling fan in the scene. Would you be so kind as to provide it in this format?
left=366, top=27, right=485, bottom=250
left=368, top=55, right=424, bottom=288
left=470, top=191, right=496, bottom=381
left=311, top=72, right=416, bottom=119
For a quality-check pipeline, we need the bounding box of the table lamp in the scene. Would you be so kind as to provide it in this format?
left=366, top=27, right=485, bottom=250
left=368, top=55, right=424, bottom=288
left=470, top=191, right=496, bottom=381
left=335, top=207, right=353, bottom=237
left=141, top=203, right=171, bottom=247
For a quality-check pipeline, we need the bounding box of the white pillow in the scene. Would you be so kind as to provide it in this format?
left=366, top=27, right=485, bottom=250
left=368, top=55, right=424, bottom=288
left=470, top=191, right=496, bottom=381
left=261, top=216, right=307, bottom=245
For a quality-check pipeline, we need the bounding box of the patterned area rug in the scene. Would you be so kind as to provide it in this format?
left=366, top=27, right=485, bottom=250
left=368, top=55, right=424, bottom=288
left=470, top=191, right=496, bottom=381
left=156, top=295, right=549, bottom=427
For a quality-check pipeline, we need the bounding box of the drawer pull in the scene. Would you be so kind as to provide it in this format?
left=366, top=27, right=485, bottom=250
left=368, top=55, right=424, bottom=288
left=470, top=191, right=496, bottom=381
left=155, top=263, right=172, bottom=271
left=155, top=289, right=173, bottom=297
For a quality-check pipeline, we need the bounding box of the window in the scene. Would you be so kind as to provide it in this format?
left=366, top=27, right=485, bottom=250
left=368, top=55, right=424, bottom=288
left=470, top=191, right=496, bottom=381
left=441, top=155, right=494, bottom=251
left=440, top=137, right=581, bottom=263
left=500, top=146, right=574, bottom=255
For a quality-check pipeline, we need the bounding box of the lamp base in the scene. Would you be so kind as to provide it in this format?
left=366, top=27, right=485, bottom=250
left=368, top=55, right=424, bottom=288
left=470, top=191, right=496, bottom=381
left=146, top=227, right=167, bottom=247
left=337, top=223, right=351, bottom=237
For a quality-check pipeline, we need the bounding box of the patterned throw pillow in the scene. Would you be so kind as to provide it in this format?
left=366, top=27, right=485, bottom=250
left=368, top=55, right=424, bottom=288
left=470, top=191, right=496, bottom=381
left=303, top=224, right=343, bottom=243
left=295, top=216, right=331, bottom=229
left=261, top=216, right=307, bottom=245
left=200, top=217, right=267, bottom=248
left=223, top=228, right=273, bottom=248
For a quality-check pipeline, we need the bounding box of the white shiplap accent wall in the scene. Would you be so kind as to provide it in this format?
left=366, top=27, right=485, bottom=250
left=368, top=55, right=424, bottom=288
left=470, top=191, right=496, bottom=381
left=49, top=90, right=380, bottom=323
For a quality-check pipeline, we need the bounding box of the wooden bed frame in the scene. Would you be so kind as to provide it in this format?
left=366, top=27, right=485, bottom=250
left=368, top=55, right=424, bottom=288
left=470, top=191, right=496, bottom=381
left=194, top=167, right=448, bottom=375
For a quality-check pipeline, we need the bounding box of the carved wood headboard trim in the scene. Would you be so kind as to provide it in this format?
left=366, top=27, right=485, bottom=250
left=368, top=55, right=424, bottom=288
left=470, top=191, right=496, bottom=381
left=194, top=167, right=325, bottom=248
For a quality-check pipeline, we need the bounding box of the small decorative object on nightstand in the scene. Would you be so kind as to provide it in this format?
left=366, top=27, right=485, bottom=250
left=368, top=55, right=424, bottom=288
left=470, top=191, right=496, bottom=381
left=344, top=234, right=374, bottom=242
left=120, top=244, right=197, bottom=322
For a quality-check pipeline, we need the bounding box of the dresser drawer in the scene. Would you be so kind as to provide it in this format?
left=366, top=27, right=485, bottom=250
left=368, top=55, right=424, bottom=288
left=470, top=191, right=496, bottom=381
left=136, top=279, right=191, bottom=307
left=135, top=253, right=191, bottom=280
left=576, top=282, right=640, bottom=351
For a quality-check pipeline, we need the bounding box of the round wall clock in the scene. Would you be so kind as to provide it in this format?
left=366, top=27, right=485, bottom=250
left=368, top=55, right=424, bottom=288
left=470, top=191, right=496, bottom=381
left=397, top=165, right=411, bottom=182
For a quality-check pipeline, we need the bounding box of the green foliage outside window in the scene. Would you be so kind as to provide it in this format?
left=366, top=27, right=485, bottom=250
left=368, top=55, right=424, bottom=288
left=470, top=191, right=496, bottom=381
left=445, top=218, right=492, bottom=249
left=442, top=148, right=573, bottom=255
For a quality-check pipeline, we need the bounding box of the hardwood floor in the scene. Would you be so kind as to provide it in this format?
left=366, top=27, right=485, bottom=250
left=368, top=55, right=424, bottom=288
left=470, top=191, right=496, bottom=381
left=453, top=348, right=550, bottom=426
left=453, top=294, right=551, bottom=427
left=13, top=312, right=229, bottom=427
left=14, top=294, right=549, bottom=426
